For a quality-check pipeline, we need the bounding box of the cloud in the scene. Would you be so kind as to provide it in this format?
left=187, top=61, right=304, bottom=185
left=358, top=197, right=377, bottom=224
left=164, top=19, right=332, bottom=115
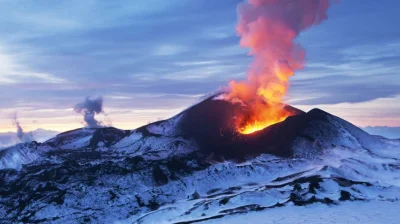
left=153, top=44, right=187, bottom=56
left=162, top=64, right=244, bottom=81
left=0, top=47, right=67, bottom=84
left=289, top=73, right=400, bottom=105
left=174, top=60, right=219, bottom=66
left=294, top=95, right=400, bottom=127
left=362, top=126, right=400, bottom=139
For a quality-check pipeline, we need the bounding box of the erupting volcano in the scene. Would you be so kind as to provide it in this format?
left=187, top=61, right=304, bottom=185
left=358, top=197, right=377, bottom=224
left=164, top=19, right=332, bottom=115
left=224, top=0, right=332, bottom=134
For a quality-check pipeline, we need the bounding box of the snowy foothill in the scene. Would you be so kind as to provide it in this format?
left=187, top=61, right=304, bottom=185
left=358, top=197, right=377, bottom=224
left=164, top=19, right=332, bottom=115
left=199, top=201, right=400, bottom=224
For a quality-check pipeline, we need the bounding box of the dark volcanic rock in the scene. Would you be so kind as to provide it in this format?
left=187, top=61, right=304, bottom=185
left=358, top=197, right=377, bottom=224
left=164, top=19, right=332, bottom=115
left=174, top=94, right=305, bottom=160
left=46, top=127, right=129, bottom=149
left=145, top=94, right=381, bottom=160
left=88, top=127, right=130, bottom=148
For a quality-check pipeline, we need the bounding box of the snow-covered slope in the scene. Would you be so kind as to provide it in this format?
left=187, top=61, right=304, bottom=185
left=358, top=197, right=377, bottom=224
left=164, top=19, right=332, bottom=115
left=201, top=200, right=400, bottom=224
left=45, top=127, right=129, bottom=150
left=128, top=144, right=400, bottom=223
left=0, top=142, right=41, bottom=170
left=0, top=96, right=399, bottom=223
left=0, top=127, right=129, bottom=170
left=0, top=139, right=398, bottom=223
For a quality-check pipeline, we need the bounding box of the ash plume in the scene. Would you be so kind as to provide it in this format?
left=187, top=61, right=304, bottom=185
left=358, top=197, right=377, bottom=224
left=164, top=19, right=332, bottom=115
left=223, top=0, right=334, bottom=134
left=228, top=0, right=333, bottom=101
left=12, top=114, right=34, bottom=143
left=74, top=95, right=105, bottom=128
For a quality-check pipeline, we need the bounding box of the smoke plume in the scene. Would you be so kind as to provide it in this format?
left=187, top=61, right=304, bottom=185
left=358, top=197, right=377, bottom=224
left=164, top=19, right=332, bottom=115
left=74, top=95, right=104, bottom=128
left=12, top=114, right=34, bottom=143
left=225, top=0, right=333, bottom=134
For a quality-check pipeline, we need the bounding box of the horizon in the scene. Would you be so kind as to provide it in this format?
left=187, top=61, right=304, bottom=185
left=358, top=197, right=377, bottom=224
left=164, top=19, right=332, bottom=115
left=1, top=0, right=400, bottom=132
left=1, top=107, right=400, bottom=134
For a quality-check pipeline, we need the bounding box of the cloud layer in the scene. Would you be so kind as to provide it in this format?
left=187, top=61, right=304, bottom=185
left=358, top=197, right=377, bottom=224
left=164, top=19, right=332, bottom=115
left=0, top=0, right=399, bottom=131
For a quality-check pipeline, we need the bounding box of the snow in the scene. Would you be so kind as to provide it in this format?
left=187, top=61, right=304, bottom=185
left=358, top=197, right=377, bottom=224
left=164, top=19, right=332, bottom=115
left=0, top=144, right=39, bottom=170
left=111, top=131, right=144, bottom=150
left=111, top=129, right=198, bottom=159
left=146, top=114, right=183, bottom=137
left=0, top=128, right=98, bottom=170
left=60, top=135, right=92, bottom=149
left=114, top=141, right=400, bottom=224
left=45, top=128, right=97, bottom=149
left=1, top=103, right=400, bottom=223
left=197, top=200, right=400, bottom=224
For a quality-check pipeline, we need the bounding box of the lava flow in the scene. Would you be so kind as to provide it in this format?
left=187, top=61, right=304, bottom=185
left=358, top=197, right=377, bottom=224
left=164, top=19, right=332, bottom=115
left=224, top=0, right=332, bottom=134
left=235, top=100, right=293, bottom=134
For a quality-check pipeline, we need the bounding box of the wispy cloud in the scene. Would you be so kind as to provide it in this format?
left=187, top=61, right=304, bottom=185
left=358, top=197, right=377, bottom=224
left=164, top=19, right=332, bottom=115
left=294, top=95, right=400, bottom=127
left=0, top=47, right=68, bottom=84
left=289, top=73, right=400, bottom=105
left=153, top=44, right=187, bottom=56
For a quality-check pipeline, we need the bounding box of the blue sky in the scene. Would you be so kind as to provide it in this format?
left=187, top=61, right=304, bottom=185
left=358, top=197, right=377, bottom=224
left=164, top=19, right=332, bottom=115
left=0, top=0, right=399, bottom=132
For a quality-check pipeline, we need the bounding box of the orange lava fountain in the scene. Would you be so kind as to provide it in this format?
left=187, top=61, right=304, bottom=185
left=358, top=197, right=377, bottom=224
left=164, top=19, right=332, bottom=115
left=224, top=0, right=332, bottom=134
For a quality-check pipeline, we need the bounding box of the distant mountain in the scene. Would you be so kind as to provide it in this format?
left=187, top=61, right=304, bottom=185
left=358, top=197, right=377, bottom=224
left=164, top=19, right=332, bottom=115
left=0, top=129, right=59, bottom=149
left=362, top=126, right=400, bottom=139
left=0, top=95, right=399, bottom=223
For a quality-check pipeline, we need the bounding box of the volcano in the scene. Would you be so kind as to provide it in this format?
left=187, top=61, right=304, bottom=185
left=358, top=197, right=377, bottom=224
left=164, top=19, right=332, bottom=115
left=0, top=95, right=399, bottom=223
left=131, top=94, right=383, bottom=160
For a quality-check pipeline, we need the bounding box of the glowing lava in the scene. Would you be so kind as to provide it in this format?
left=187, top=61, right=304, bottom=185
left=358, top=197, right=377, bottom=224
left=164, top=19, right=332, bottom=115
left=237, top=110, right=292, bottom=134
left=225, top=0, right=332, bottom=134
left=235, top=100, right=294, bottom=134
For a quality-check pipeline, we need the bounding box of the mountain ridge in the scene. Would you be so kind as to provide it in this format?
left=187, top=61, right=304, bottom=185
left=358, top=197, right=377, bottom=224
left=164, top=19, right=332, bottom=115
left=0, top=128, right=59, bottom=150
left=0, top=95, right=398, bottom=223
